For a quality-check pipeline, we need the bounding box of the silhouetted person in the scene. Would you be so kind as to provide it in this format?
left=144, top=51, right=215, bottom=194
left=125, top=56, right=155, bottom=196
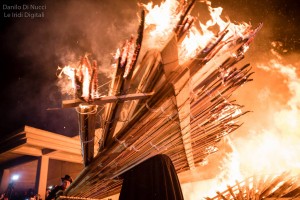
left=46, top=175, right=73, bottom=200
left=119, top=154, right=184, bottom=200
left=5, top=182, right=14, bottom=200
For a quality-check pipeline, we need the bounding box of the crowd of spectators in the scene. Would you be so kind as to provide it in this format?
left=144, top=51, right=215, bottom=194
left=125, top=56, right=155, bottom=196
left=0, top=175, right=73, bottom=200
left=0, top=188, right=41, bottom=200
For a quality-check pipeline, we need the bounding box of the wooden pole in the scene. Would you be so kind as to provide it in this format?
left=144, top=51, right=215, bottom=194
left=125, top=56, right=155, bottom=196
left=36, top=155, right=49, bottom=200
left=77, top=104, right=98, bottom=166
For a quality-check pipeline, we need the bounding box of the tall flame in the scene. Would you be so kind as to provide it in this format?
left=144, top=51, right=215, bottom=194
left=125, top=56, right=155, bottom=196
left=178, top=1, right=249, bottom=65
left=236, top=58, right=300, bottom=176
left=54, top=0, right=300, bottom=198
left=57, top=54, right=99, bottom=102
left=143, top=0, right=180, bottom=49
left=181, top=57, right=300, bottom=199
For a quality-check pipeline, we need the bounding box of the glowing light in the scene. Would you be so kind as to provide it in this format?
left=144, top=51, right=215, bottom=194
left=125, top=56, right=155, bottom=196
left=11, top=174, right=19, bottom=181
left=81, top=66, right=91, bottom=101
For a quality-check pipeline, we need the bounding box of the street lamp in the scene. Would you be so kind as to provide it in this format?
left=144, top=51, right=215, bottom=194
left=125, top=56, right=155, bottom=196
left=11, top=174, right=19, bottom=181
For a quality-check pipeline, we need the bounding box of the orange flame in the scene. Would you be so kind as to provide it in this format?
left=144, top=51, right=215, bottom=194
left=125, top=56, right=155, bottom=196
left=138, top=1, right=258, bottom=199
left=236, top=58, right=300, bottom=176
left=181, top=58, right=300, bottom=199
left=132, top=0, right=300, bottom=198
left=81, top=66, right=91, bottom=100
left=143, top=0, right=180, bottom=49
left=57, top=65, right=76, bottom=96
left=57, top=55, right=99, bottom=102
left=178, top=1, right=250, bottom=65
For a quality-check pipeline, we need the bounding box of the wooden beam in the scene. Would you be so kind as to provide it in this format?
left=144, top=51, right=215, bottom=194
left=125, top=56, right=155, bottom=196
left=62, top=92, right=154, bottom=108
left=24, top=126, right=80, bottom=146
left=26, top=138, right=81, bottom=155
left=46, top=152, right=83, bottom=164
left=161, top=34, right=195, bottom=169
left=172, top=70, right=195, bottom=169
left=12, top=146, right=42, bottom=157
left=77, top=104, right=97, bottom=167
left=0, top=126, right=86, bottom=164
left=24, top=126, right=81, bottom=154
left=160, top=33, right=179, bottom=78
left=36, top=156, right=49, bottom=200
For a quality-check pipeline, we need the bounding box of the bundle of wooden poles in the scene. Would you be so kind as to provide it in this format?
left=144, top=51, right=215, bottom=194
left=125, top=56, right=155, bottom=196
left=61, top=0, right=263, bottom=198
left=207, top=172, right=300, bottom=200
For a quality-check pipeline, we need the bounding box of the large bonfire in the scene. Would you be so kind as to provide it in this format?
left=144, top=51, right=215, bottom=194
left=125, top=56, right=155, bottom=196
left=54, top=0, right=300, bottom=199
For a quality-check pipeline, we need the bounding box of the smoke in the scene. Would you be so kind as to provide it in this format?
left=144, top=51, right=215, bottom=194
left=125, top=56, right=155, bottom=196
left=0, top=0, right=146, bottom=136
left=42, top=0, right=142, bottom=77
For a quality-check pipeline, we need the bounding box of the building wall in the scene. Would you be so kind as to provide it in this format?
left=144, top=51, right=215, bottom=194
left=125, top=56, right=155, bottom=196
left=0, top=159, right=38, bottom=193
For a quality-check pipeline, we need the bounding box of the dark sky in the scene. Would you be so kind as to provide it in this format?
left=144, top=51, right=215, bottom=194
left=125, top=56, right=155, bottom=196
left=0, top=0, right=299, bottom=137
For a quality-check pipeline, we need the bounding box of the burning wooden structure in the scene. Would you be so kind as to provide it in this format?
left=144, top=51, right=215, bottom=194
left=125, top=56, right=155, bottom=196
left=77, top=104, right=98, bottom=166
left=207, top=172, right=300, bottom=200
left=57, top=0, right=269, bottom=199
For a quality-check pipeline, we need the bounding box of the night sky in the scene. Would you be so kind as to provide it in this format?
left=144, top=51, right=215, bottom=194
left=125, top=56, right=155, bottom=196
left=0, top=0, right=299, bottom=138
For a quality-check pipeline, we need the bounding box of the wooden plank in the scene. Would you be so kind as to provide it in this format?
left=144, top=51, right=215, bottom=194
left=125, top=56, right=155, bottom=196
left=160, top=34, right=195, bottom=169
left=77, top=104, right=97, bottom=166
left=42, top=149, right=83, bottom=163
left=26, top=137, right=81, bottom=155
left=161, top=33, right=179, bottom=78
left=173, top=72, right=195, bottom=169
left=24, top=126, right=80, bottom=146
left=47, top=152, right=83, bottom=164
left=107, top=51, right=163, bottom=142
left=24, top=126, right=82, bottom=154
left=123, top=50, right=163, bottom=134
left=12, top=146, right=42, bottom=156
left=62, top=92, right=154, bottom=108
